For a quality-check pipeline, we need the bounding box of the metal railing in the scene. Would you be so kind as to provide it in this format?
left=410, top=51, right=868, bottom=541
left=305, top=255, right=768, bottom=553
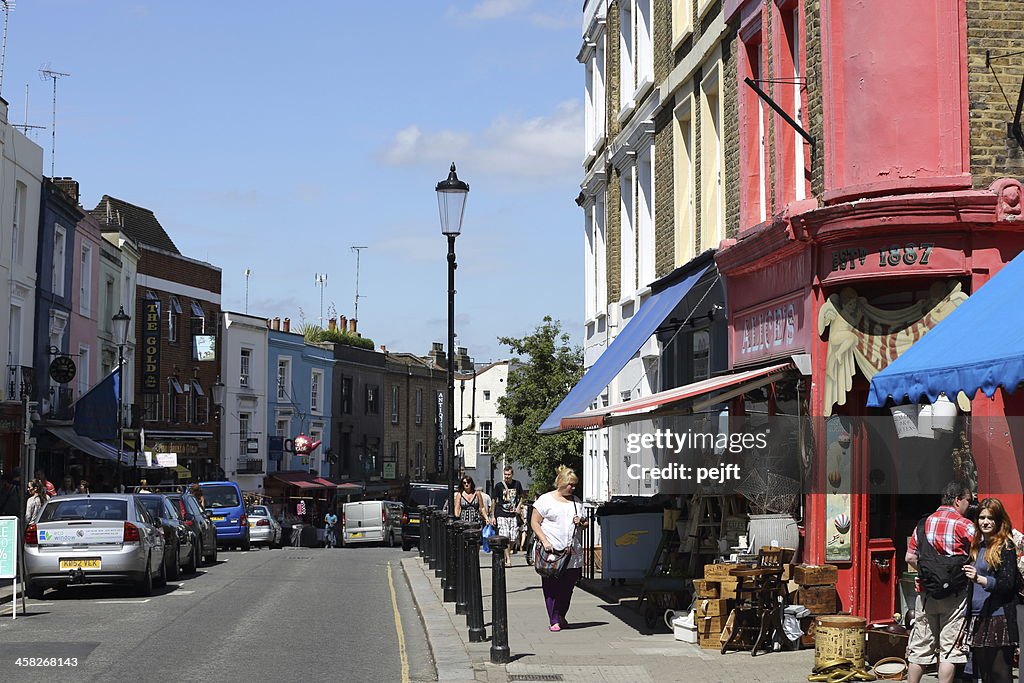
left=5, top=365, right=33, bottom=402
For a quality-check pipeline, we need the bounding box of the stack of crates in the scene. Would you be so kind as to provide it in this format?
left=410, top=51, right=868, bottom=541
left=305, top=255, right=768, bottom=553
left=793, top=563, right=839, bottom=644
left=693, top=563, right=742, bottom=649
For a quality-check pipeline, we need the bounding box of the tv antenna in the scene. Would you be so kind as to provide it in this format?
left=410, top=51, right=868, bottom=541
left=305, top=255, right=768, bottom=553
left=0, top=1, right=14, bottom=97
left=351, top=245, right=368, bottom=323
left=39, top=65, right=70, bottom=177
left=244, top=268, right=253, bottom=314
left=314, top=273, right=328, bottom=328
left=15, top=83, right=45, bottom=136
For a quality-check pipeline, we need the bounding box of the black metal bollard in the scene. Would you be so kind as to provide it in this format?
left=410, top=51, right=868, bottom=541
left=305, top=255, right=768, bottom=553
left=488, top=535, right=511, bottom=663
left=421, top=506, right=434, bottom=563
left=464, top=527, right=486, bottom=642
left=454, top=521, right=467, bottom=615
left=427, top=509, right=438, bottom=571
left=443, top=517, right=458, bottom=602
left=434, top=511, right=445, bottom=579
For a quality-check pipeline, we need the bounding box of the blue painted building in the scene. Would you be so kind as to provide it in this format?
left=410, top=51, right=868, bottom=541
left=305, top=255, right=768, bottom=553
left=266, top=327, right=334, bottom=475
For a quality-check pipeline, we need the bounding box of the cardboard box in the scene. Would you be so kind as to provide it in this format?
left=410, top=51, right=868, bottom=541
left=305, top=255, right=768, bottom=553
left=695, top=598, right=731, bottom=618
left=794, top=564, right=838, bottom=586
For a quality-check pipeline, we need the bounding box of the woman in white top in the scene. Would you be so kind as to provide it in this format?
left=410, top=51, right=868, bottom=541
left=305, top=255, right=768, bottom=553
left=25, top=479, right=48, bottom=524
left=531, top=465, right=588, bottom=632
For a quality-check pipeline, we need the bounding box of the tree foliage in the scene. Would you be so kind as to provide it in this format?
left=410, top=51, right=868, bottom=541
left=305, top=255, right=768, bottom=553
left=491, top=316, right=583, bottom=498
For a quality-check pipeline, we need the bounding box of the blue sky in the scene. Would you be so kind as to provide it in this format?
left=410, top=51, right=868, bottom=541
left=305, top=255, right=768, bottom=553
left=4, top=0, right=584, bottom=363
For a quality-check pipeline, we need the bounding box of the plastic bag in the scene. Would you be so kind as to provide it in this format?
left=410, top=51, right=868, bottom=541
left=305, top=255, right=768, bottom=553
left=481, top=523, right=497, bottom=553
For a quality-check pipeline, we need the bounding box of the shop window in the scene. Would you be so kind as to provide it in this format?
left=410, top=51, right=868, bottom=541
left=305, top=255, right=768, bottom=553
left=739, top=19, right=768, bottom=229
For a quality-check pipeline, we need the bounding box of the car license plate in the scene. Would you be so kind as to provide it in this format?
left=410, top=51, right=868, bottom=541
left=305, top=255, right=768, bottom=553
left=211, top=516, right=225, bottom=521
left=410, top=518, right=420, bottom=524
left=351, top=532, right=362, bottom=538
left=60, top=558, right=101, bottom=570
left=248, top=521, right=255, bottom=527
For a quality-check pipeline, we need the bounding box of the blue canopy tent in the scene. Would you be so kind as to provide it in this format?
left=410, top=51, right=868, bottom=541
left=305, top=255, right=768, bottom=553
left=867, top=251, right=1024, bottom=407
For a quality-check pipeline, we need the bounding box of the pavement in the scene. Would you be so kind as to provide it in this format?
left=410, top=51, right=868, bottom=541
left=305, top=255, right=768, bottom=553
left=402, top=550, right=819, bottom=683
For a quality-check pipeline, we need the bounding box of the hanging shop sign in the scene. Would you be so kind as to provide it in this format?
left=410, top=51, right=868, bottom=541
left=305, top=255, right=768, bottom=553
left=142, top=299, right=161, bottom=394
left=733, top=293, right=809, bottom=366
left=819, top=237, right=967, bottom=285
left=435, top=392, right=445, bottom=474
left=817, top=281, right=968, bottom=416
left=48, top=356, right=76, bottom=384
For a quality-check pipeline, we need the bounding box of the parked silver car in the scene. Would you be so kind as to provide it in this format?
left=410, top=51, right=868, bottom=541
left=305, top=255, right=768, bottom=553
left=24, top=494, right=167, bottom=597
left=247, top=505, right=282, bottom=548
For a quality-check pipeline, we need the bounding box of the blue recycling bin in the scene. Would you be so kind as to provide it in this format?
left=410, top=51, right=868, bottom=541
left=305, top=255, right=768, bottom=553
left=598, top=512, right=663, bottom=580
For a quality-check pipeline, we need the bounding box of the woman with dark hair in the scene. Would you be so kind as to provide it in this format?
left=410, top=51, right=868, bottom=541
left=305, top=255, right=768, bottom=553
left=454, top=475, right=484, bottom=526
left=25, top=479, right=48, bottom=523
left=961, top=497, right=1019, bottom=683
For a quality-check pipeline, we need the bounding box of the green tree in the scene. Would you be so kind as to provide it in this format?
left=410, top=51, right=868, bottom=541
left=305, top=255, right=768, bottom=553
left=491, top=316, right=583, bottom=498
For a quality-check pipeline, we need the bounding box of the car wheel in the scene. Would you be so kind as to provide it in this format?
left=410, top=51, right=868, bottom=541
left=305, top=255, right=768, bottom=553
left=137, top=554, right=155, bottom=596
left=25, top=581, right=45, bottom=599
left=209, top=540, right=218, bottom=563
left=241, top=534, right=251, bottom=552
left=187, top=543, right=199, bottom=574
left=155, top=551, right=168, bottom=588
left=168, top=545, right=181, bottom=581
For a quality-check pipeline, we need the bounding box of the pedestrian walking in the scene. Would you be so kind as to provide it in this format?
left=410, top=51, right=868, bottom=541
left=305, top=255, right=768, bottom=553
left=531, top=465, right=587, bottom=632
left=906, top=481, right=976, bottom=683
left=77, top=480, right=90, bottom=494
left=189, top=483, right=206, bottom=509
left=490, top=465, right=525, bottom=564
left=25, top=479, right=48, bottom=523
left=454, top=476, right=485, bottom=526
left=958, top=498, right=1019, bottom=683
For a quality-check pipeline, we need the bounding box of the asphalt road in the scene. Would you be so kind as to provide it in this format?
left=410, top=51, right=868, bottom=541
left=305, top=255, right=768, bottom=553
left=0, top=544, right=436, bottom=682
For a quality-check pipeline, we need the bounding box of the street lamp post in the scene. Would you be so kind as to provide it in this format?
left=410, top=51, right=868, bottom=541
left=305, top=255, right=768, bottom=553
left=111, top=306, right=131, bottom=487
left=436, top=162, right=469, bottom=521
left=211, top=377, right=225, bottom=482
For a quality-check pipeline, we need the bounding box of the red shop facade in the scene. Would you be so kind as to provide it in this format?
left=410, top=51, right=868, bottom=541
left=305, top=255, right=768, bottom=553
left=716, top=179, right=1024, bottom=623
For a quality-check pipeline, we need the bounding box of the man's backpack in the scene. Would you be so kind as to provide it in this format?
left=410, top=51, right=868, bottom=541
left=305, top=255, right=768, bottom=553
left=916, top=519, right=969, bottom=600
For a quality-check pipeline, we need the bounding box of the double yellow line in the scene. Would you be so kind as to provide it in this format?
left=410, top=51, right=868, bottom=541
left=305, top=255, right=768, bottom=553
left=386, top=562, right=410, bottom=683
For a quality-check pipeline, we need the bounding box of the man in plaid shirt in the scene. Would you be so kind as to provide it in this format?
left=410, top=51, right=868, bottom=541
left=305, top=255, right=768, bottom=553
left=905, top=482, right=976, bottom=683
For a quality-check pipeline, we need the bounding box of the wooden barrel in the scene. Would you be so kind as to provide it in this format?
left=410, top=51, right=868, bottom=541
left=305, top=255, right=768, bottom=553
left=814, top=615, right=867, bottom=670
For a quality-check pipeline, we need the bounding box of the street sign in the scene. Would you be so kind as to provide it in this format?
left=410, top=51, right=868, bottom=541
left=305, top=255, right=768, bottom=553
left=0, top=517, right=16, bottom=579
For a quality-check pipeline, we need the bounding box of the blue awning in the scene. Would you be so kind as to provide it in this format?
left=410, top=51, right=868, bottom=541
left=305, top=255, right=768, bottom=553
left=539, top=266, right=709, bottom=433
left=867, top=252, right=1024, bottom=407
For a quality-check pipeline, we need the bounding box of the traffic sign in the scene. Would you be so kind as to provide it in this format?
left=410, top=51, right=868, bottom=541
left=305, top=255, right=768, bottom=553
left=0, top=517, right=17, bottom=579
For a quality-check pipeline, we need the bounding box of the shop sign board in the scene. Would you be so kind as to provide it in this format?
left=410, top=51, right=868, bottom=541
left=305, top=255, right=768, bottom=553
left=819, top=237, right=966, bottom=285
left=142, top=299, right=162, bottom=394
left=0, top=517, right=16, bottom=579
left=733, top=293, right=808, bottom=366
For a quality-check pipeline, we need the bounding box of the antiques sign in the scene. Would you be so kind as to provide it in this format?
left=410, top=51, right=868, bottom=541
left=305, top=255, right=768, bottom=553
left=435, top=391, right=445, bottom=474
left=733, top=294, right=807, bottom=366
left=142, top=299, right=161, bottom=394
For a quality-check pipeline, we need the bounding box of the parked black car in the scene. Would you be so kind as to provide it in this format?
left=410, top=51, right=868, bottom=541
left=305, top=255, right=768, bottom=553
left=401, top=482, right=450, bottom=551
left=137, top=494, right=196, bottom=580
left=167, top=493, right=218, bottom=565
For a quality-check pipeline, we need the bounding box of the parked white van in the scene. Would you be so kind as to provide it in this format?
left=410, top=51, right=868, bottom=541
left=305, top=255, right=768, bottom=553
left=342, top=501, right=404, bottom=547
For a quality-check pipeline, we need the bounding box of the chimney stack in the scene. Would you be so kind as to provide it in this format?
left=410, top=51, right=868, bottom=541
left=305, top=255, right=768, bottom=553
left=328, top=317, right=337, bottom=332
left=283, top=317, right=291, bottom=333
left=338, top=315, right=347, bottom=332
left=272, top=317, right=280, bottom=331
left=52, top=177, right=80, bottom=205
left=349, top=318, right=358, bottom=335
left=430, top=342, right=446, bottom=368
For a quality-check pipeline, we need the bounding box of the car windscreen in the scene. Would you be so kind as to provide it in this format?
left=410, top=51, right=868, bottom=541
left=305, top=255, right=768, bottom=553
left=137, top=497, right=167, bottom=520
left=38, top=499, right=128, bottom=522
left=201, top=485, right=241, bottom=509
left=410, top=487, right=448, bottom=508
left=249, top=506, right=269, bottom=516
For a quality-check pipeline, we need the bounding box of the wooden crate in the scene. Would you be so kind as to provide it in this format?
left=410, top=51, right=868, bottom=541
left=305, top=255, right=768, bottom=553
left=695, top=614, right=727, bottom=638
left=695, top=598, right=731, bottom=618
left=794, top=564, right=838, bottom=586
left=704, top=563, right=742, bottom=579
left=698, top=634, right=723, bottom=649
left=693, top=579, right=719, bottom=599
left=797, top=585, right=838, bottom=615
left=782, top=564, right=794, bottom=582
left=719, top=579, right=739, bottom=600
left=799, top=615, right=817, bottom=648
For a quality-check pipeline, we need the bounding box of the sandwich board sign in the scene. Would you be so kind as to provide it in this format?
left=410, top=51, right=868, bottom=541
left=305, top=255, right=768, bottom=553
left=0, top=516, right=18, bottom=619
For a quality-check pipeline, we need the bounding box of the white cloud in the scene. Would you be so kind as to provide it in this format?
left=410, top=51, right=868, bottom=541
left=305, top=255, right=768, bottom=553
left=467, top=0, right=535, bottom=20
left=448, top=0, right=575, bottom=29
left=379, top=99, right=582, bottom=178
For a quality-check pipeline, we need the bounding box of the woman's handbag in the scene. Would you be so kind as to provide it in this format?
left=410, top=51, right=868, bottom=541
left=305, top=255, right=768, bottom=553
left=534, top=542, right=572, bottom=579
left=481, top=523, right=497, bottom=553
